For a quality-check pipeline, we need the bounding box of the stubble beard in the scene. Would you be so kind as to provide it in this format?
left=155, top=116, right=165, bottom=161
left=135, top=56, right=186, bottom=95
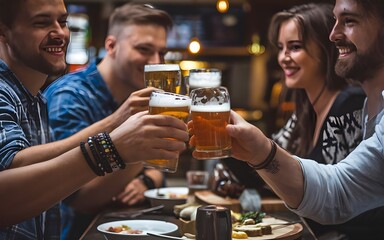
left=335, top=36, right=384, bottom=84
left=13, top=48, right=67, bottom=77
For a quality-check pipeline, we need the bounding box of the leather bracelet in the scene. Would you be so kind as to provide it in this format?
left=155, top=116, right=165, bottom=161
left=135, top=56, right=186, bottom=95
left=138, top=173, right=156, bottom=190
left=247, top=139, right=277, bottom=170
left=80, top=141, right=104, bottom=176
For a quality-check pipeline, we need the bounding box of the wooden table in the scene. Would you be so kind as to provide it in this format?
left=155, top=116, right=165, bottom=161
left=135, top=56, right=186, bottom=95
left=79, top=203, right=317, bottom=240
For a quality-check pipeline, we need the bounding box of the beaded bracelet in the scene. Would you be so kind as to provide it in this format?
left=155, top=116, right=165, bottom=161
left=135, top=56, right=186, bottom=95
left=80, top=141, right=105, bottom=176
left=247, top=139, right=277, bottom=170
left=92, top=134, right=120, bottom=172
left=88, top=137, right=112, bottom=174
left=80, top=132, right=126, bottom=176
left=102, top=132, right=126, bottom=169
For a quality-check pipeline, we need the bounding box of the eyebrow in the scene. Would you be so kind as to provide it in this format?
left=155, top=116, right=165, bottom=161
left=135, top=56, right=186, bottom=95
left=337, top=9, right=362, bottom=18
left=30, top=12, right=68, bottom=21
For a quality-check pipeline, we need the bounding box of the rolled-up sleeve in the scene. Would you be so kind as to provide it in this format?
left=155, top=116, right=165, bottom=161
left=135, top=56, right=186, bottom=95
left=0, top=87, right=29, bottom=170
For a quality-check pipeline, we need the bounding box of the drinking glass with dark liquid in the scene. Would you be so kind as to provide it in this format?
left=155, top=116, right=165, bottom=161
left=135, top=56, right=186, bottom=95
left=186, top=170, right=209, bottom=195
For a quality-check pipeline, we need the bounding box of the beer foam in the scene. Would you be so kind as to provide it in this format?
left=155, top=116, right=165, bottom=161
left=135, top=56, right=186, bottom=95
left=145, top=64, right=180, bottom=72
left=190, top=103, right=230, bottom=112
left=189, top=71, right=221, bottom=88
left=150, top=91, right=191, bottom=107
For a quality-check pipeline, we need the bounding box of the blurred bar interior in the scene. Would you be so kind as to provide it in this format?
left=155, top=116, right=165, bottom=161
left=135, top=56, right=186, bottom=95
left=62, top=0, right=332, bottom=177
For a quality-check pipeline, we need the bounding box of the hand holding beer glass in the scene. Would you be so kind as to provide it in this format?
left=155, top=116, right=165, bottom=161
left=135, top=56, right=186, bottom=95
left=190, top=87, right=231, bottom=159
left=143, top=91, right=191, bottom=172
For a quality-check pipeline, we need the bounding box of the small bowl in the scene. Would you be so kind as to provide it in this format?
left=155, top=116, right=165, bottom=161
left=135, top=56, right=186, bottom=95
left=97, top=219, right=178, bottom=240
left=144, top=187, right=188, bottom=214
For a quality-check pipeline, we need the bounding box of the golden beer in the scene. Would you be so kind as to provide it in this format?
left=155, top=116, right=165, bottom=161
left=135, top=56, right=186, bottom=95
left=144, top=64, right=181, bottom=94
left=190, top=87, right=231, bottom=159
left=144, top=91, right=191, bottom=173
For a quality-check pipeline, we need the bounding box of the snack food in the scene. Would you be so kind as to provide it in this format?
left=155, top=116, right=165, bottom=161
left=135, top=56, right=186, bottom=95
left=233, top=224, right=272, bottom=237
left=107, top=225, right=143, bottom=234
left=232, top=211, right=272, bottom=238
left=232, top=230, right=248, bottom=239
left=174, top=201, right=201, bottom=219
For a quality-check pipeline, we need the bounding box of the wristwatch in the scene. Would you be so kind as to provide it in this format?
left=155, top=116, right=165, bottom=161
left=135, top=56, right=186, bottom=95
left=138, top=173, right=156, bottom=190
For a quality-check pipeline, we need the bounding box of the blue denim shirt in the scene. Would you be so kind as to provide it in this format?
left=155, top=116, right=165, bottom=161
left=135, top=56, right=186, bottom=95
left=291, top=92, right=384, bottom=224
left=43, top=61, right=118, bottom=239
left=44, top=62, right=118, bottom=140
left=0, top=60, right=60, bottom=239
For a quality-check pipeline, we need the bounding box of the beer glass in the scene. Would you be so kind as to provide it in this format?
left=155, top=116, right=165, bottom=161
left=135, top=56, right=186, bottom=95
left=190, top=87, right=231, bottom=159
left=186, top=68, right=222, bottom=95
left=144, top=91, right=191, bottom=172
left=186, top=170, right=209, bottom=195
left=144, top=64, right=182, bottom=94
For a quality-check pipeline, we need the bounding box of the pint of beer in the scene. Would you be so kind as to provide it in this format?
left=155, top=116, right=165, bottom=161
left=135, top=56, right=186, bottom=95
left=189, top=68, right=221, bottom=89
left=144, top=91, right=191, bottom=172
left=190, top=87, right=231, bottom=160
left=144, top=64, right=182, bottom=94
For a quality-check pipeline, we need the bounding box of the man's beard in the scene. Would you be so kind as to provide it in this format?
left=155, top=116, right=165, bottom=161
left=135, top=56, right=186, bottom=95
left=335, top=36, right=384, bottom=84
left=8, top=37, right=68, bottom=77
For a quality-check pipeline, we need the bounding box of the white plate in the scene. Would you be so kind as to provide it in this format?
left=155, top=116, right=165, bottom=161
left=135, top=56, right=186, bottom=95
left=144, top=187, right=189, bottom=200
left=97, top=220, right=178, bottom=238
left=144, top=187, right=189, bottom=214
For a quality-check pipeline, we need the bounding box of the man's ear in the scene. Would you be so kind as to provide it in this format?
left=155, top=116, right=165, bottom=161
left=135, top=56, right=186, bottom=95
left=104, top=35, right=117, bottom=57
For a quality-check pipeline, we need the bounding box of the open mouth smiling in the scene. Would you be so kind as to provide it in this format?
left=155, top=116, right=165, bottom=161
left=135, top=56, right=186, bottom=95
left=45, top=47, right=63, bottom=52
left=338, top=47, right=352, bottom=58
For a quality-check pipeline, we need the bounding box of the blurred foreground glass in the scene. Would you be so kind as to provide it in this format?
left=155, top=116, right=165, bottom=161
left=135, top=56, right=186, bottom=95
left=185, top=68, right=221, bottom=95
left=186, top=170, right=209, bottom=195
left=144, top=64, right=182, bottom=94
left=144, top=91, right=191, bottom=172
left=190, top=87, right=231, bottom=159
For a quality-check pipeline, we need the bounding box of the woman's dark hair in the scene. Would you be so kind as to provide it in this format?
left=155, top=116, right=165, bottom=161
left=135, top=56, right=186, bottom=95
left=268, top=3, right=347, bottom=156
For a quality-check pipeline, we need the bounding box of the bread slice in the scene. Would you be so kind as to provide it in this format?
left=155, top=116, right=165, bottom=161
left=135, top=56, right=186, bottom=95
left=233, top=225, right=263, bottom=237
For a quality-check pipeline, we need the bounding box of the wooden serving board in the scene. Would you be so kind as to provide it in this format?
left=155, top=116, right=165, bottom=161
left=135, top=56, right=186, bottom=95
left=178, top=217, right=303, bottom=240
left=194, top=190, right=242, bottom=212
left=194, top=190, right=288, bottom=213
left=234, top=217, right=303, bottom=240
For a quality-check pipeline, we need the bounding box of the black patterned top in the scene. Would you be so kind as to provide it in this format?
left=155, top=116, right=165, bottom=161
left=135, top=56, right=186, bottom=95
left=272, top=86, right=366, bottom=164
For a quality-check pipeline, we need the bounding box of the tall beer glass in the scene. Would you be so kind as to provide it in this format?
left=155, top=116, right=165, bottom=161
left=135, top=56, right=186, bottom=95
left=144, top=64, right=182, bottom=94
left=187, top=68, right=222, bottom=93
left=190, top=87, right=231, bottom=159
left=144, top=91, right=191, bottom=172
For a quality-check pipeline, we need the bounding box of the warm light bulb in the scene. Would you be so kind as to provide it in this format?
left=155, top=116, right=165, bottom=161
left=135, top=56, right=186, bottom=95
left=188, top=38, right=201, bottom=54
left=248, top=34, right=265, bottom=55
left=217, top=0, right=229, bottom=13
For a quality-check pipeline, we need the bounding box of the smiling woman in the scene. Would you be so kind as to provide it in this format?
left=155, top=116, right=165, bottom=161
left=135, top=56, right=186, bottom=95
left=267, top=3, right=365, bottom=161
